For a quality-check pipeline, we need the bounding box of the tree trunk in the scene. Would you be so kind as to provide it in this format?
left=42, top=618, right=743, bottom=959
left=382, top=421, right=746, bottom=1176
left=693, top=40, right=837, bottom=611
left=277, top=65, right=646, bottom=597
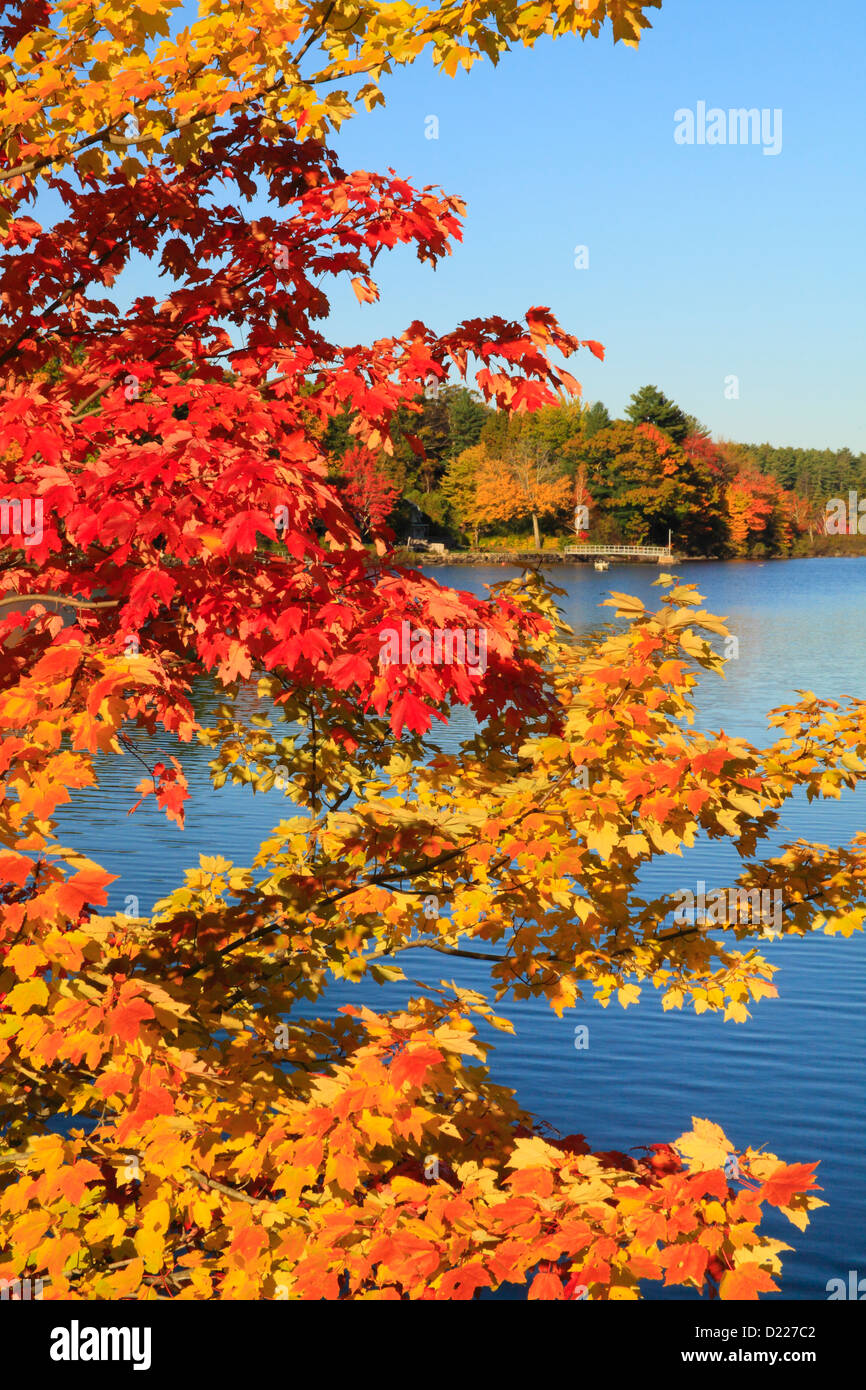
left=531, top=512, right=541, bottom=549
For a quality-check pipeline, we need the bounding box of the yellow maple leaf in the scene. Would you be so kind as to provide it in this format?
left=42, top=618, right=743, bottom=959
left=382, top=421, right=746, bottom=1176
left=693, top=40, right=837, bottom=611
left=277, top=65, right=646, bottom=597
left=134, top=1224, right=165, bottom=1274
left=5, top=943, right=46, bottom=979
left=6, top=978, right=49, bottom=1014
left=617, top=983, right=641, bottom=1009
left=674, top=1117, right=732, bottom=1171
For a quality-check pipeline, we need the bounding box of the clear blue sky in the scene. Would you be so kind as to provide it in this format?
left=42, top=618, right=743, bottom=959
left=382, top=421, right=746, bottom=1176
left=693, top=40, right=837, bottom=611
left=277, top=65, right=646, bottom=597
left=316, top=0, right=865, bottom=451
left=31, top=0, right=865, bottom=451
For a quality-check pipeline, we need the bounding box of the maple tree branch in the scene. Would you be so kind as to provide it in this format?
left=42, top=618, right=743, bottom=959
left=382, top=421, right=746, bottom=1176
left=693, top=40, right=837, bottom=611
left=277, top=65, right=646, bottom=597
left=292, top=2, right=339, bottom=66
left=0, top=206, right=161, bottom=368
left=1, top=95, right=217, bottom=183
left=196, top=762, right=569, bottom=974
left=381, top=941, right=505, bottom=964
left=614, top=882, right=840, bottom=964
left=0, top=593, right=119, bottom=610
left=184, top=1166, right=261, bottom=1205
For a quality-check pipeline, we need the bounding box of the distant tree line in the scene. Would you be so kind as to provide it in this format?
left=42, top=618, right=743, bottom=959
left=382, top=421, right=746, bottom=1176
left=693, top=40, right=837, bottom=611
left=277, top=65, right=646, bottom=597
left=326, top=382, right=864, bottom=558
left=740, top=442, right=866, bottom=502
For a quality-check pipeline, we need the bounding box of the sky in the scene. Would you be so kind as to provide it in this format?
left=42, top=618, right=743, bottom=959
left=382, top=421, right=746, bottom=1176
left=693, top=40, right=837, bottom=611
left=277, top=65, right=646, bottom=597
left=30, top=0, right=866, bottom=452
left=309, top=0, right=865, bottom=451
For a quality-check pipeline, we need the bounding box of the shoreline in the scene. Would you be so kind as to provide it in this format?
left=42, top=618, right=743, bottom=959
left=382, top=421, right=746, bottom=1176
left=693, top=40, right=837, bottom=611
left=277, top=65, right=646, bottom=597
left=395, top=548, right=866, bottom=567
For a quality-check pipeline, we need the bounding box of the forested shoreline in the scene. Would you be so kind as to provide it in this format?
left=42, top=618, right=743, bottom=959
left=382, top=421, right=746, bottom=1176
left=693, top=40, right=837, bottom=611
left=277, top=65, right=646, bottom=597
left=326, top=383, right=866, bottom=559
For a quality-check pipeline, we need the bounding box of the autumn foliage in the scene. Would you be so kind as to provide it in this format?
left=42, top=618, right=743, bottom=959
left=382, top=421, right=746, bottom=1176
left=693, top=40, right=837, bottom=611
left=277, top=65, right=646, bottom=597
left=474, top=441, right=575, bottom=548
left=438, top=404, right=814, bottom=557
left=339, top=448, right=399, bottom=540
left=0, top=0, right=862, bottom=1303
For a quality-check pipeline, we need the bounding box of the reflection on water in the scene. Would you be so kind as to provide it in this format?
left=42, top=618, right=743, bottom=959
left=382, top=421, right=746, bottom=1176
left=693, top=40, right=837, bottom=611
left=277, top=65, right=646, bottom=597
left=55, top=559, right=866, bottom=1300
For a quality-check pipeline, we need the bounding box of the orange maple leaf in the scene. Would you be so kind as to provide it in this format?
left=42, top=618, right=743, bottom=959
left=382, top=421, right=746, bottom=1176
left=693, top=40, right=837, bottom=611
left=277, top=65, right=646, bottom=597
left=389, top=1045, right=443, bottom=1089
left=528, top=1270, right=564, bottom=1300
left=760, top=1162, right=821, bottom=1208
left=107, top=995, right=155, bottom=1043
left=719, top=1263, right=779, bottom=1300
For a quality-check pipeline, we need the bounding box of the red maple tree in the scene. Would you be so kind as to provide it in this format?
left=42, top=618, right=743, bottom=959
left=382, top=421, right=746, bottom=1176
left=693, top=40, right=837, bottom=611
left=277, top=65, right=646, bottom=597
left=340, top=447, right=399, bottom=538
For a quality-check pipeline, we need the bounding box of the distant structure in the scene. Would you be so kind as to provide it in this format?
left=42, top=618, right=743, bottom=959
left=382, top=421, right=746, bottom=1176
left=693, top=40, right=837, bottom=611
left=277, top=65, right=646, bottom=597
left=405, top=502, right=429, bottom=548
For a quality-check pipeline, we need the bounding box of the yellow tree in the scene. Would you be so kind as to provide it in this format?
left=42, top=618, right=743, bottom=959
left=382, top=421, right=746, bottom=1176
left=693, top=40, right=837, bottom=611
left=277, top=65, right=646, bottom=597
left=2, top=572, right=850, bottom=1300
left=442, top=444, right=487, bottom=545
left=475, top=441, right=573, bottom=547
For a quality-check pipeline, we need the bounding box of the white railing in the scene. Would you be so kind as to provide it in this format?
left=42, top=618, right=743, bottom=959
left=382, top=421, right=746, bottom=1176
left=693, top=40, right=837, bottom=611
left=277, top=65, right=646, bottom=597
left=564, top=544, right=673, bottom=558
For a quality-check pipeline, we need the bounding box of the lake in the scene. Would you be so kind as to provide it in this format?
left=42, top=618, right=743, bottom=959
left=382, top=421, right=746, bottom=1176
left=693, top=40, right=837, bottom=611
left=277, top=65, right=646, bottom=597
left=55, top=558, right=866, bottom=1301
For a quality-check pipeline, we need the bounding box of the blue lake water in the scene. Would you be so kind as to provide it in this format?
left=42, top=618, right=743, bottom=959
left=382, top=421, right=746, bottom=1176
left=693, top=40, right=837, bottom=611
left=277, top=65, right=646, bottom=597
left=55, top=558, right=866, bottom=1300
